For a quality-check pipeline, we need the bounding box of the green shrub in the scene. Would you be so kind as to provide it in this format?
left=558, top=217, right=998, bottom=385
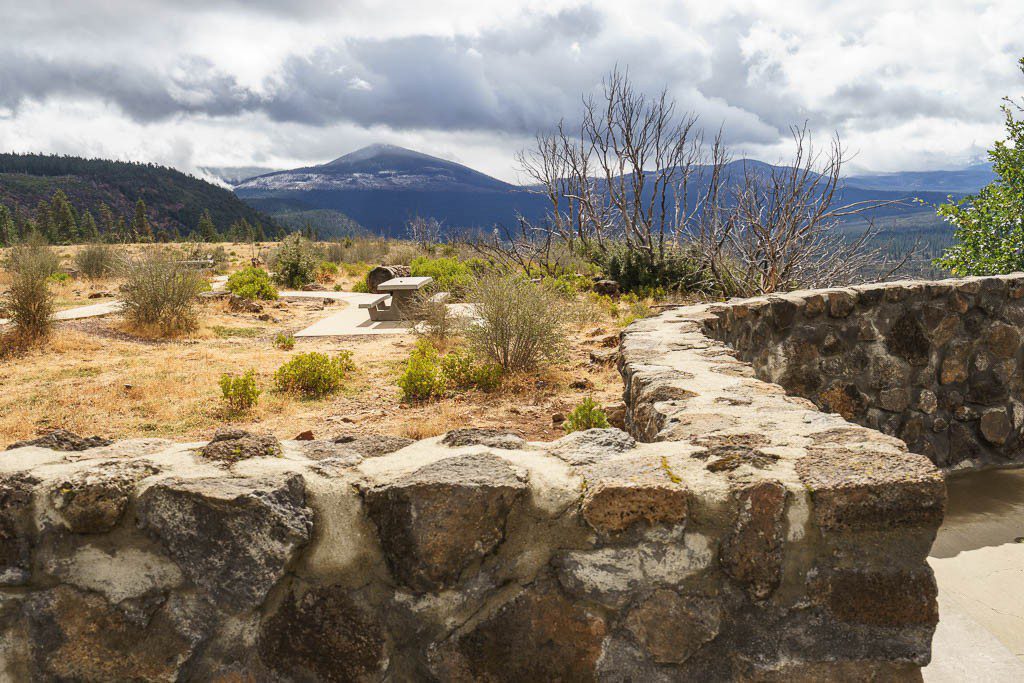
left=219, top=370, right=261, bottom=413
left=563, top=397, right=610, bottom=433
left=226, top=267, right=278, bottom=300
left=270, top=234, right=321, bottom=288
left=1, top=238, right=57, bottom=344
left=47, top=272, right=71, bottom=283
left=440, top=350, right=502, bottom=392
left=316, top=260, right=339, bottom=282
left=274, top=351, right=354, bottom=397
left=74, top=243, right=119, bottom=279
left=351, top=278, right=370, bottom=293
left=120, top=253, right=207, bottom=336
left=467, top=273, right=567, bottom=372
left=600, top=243, right=707, bottom=294
left=409, top=256, right=477, bottom=297
left=274, top=333, right=295, bottom=350
left=397, top=339, right=447, bottom=401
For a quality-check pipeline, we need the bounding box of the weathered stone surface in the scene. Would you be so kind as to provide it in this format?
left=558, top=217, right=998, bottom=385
left=623, top=589, right=722, bottom=664
left=24, top=586, right=206, bottom=682
left=815, top=569, right=939, bottom=627
left=299, top=440, right=363, bottom=465
left=796, top=447, right=945, bottom=531
left=580, top=456, right=688, bottom=535
left=331, top=433, right=413, bottom=457
left=137, top=474, right=312, bottom=609
left=428, top=579, right=607, bottom=682
left=0, top=474, right=38, bottom=586
left=886, top=312, right=930, bottom=366
left=820, top=382, right=868, bottom=420
left=362, top=453, right=527, bottom=591
left=259, top=586, right=388, bottom=682
left=441, top=428, right=525, bottom=450
left=979, top=408, right=1012, bottom=445
left=49, top=461, right=158, bottom=533
left=6, top=429, right=112, bottom=452
left=199, top=428, right=282, bottom=463
left=720, top=481, right=788, bottom=600
left=548, top=427, right=636, bottom=465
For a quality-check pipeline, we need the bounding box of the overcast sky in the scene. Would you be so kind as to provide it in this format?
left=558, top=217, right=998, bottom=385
left=1, top=0, right=1022, bottom=183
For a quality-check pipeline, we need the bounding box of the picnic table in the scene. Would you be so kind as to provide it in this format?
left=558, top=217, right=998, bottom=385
left=359, top=276, right=433, bottom=321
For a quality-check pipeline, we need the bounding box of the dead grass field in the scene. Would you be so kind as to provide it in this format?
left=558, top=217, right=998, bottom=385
left=0, top=242, right=629, bottom=447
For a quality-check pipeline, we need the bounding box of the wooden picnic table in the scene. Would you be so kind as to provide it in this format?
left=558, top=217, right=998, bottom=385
left=359, top=276, right=433, bottom=321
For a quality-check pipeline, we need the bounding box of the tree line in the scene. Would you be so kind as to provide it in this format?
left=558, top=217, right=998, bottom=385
left=0, top=190, right=290, bottom=247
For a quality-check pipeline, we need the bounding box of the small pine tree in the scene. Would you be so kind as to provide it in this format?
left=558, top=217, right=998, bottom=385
left=79, top=210, right=100, bottom=242
left=97, top=202, right=115, bottom=236
left=0, top=205, right=13, bottom=247
left=131, top=199, right=152, bottom=242
left=34, top=200, right=55, bottom=244
left=198, top=210, right=218, bottom=242
left=50, top=190, right=78, bottom=244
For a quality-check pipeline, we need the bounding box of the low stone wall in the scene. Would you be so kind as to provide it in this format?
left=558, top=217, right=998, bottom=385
left=693, top=274, right=1024, bottom=471
left=0, top=279, right=988, bottom=680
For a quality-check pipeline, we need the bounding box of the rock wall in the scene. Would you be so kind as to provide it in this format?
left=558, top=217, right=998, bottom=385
left=0, top=279, right=990, bottom=680
left=694, top=274, right=1024, bottom=471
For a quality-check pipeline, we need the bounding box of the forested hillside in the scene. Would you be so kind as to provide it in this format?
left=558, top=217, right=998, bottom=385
left=0, top=153, right=277, bottom=245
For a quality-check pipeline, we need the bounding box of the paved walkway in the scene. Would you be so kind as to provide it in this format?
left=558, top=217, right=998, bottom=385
left=285, top=291, right=412, bottom=337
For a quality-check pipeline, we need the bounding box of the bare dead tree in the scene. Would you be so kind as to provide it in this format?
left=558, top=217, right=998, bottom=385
left=464, top=218, right=564, bottom=276
left=710, top=126, right=915, bottom=295
left=517, top=67, right=714, bottom=266
left=407, top=215, right=443, bottom=250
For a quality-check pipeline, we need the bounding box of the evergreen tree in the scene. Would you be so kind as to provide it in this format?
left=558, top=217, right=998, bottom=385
left=50, top=190, right=78, bottom=243
left=97, top=202, right=115, bottom=236
left=197, top=210, right=218, bottom=242
left=0, top=204, right=13, bottom=246
left=80, top=210, right=100, bottom=242
left=131, top=199, right=152, bottom=242
left=254, top=222, right=266, bottom=241
left=34, top=200, right=55, bottom=243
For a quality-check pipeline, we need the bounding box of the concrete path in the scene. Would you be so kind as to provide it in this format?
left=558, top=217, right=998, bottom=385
left=285, top=291, right=412, bottom=337
left=925, top=548, right=1024, bottom=681
left=1, top=300, right=122, bottom=327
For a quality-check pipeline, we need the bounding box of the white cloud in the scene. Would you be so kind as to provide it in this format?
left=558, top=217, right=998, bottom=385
left=1, top=0, right=1022, bottom=181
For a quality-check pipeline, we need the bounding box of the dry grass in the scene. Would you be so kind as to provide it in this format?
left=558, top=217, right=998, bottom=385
left=0, top=246, right=625, bottom=446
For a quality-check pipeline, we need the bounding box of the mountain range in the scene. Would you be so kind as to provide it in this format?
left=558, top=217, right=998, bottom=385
left=230, top=144, right=992, bottom=237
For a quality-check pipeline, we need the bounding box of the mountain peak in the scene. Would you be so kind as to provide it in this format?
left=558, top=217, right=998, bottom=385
left=325, top=143, right=437, bottom=167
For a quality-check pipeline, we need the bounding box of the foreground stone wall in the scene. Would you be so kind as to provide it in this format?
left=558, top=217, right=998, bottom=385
left=693, top=274, right=1024, bottom=471
left=0, top=280, right=984, bottom=680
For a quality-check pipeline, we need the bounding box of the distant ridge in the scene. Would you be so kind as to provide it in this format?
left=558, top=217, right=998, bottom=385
left=234, top=143, right=993, bottom=236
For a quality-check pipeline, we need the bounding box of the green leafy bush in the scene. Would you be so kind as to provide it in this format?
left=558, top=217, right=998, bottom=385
left=397, top=340, right=447, bottom=401
left=274, top=351, right=354, bottom=397
left=351, top=278, right=370, bottom=293
left=219, top=370, right=261, bottom=413
left=316, top=260, right=339, bottom=282
left=563, top=397, right=610, bottom=433
left=409, top=256, right=478, bottom=297
left=273, top=333, right=295, bottom=350
left=47, top=272, right=71, bottom=283
left=120, top=253, right=207, bottom=336
left=440, top=349, right=502, bottom=391
left=226, top=267, right=278, bottom=300
left=74, top=243, right=119, bottom=279
left=270, top=234, right=321, bottom=288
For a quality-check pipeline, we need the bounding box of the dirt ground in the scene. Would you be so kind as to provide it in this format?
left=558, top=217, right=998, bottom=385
left=0, top=243, right=629, bottom=447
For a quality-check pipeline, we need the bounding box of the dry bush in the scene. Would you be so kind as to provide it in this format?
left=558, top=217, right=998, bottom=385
left=1, top=238, right=58, bottom=348
left=74, top=243, right=121, bottom=279
left=120, top=252, right=207, bottom=336
left=467, top=273, right=567, bottom=373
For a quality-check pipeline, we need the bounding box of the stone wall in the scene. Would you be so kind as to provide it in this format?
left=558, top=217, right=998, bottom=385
left=695, top=274, right=1024, bottom=471
left=0, top=279, right=985, bottom=680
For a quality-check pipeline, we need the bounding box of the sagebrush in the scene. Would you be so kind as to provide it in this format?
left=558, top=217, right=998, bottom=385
left=120, top=253, right=207, bottom=336
left=219, top=370, right=261, bottom=413
left=467, top=273, right=567, bottom=372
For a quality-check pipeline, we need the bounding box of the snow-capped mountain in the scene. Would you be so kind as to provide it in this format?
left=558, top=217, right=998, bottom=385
left=234, top=144, right=539, bottom=234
